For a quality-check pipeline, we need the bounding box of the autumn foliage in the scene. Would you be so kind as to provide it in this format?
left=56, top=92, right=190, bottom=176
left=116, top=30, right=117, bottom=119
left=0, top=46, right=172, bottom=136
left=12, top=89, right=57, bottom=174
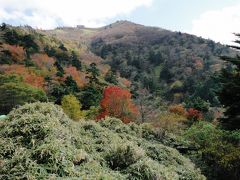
left=186, top=108, right=202, bottom=121
left=97, top=86, right=138, bottom=123
left=169, top=104, right=186, bottom=116
left=0, top=65, right=45, bottom=89
left=64, top=66, right=86, bottom=87
left=2, top=44, right=25, bottom=62
left=31, top=53, right=55, bottom=69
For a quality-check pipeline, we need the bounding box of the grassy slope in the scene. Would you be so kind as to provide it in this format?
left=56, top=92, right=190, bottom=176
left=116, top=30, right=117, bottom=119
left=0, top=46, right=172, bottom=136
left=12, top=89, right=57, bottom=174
left=0, top=102, right=205, bottom=179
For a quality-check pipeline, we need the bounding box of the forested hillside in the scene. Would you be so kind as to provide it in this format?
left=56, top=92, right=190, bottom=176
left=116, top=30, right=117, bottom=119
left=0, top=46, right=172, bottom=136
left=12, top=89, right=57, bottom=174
left=0, top=22, right=239, bottom=180
left=90, top=21, right=232, bottom=105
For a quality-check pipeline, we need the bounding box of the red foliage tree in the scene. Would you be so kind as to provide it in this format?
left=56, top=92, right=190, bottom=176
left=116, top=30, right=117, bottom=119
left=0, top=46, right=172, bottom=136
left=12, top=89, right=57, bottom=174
left=97, top=86, right=138, bottom=123
left=186, top=108, right=202, bottom=122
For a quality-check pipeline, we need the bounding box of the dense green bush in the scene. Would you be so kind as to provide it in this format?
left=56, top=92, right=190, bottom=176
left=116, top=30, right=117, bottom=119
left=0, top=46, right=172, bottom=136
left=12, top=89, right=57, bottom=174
left=0, top=102, right=205, bottom=179
left=184, top=121, right=222, bottom=148
left=0, top=76, right=47, bottom=114
left=125, top=158, right=169, bottom=180
left=184, top=121, right=240, bottom=180
left=105, top=142, right=145, bottom=170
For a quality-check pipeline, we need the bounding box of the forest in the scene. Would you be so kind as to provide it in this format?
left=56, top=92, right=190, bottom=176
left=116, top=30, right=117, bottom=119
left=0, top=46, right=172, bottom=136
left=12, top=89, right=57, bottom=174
left=0, top=22, right=239, bottom=180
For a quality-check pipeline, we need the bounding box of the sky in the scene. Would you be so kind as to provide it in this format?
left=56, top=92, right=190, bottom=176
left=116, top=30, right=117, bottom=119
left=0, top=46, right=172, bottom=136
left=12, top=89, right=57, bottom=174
left=0, top=0, right=240, bottom=44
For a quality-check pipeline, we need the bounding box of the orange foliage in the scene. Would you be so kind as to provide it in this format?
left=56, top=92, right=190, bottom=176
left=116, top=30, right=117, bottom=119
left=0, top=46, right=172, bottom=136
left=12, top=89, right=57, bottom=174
left=64, top=66, right=86, bottom=87
left=97, top=86, right=138, bottom=123
left=24, top=73, right=45, bottom=89
left=31, top=53, right=55, bottom=69
left=169, top=104, right=186, bottom=116
left=186, top=108, right=202, bottom=121
left=2, top=44, right=25, bottom=62
left=79, top=51, right=111, bottom=75
left=122, top=78, right=131, bottom=87
left=0, top=65, right=45, bottom=89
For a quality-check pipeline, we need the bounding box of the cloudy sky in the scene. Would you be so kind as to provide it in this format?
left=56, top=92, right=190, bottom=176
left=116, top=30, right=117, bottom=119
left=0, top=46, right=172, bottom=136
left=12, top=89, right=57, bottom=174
left=0, top=0, right=239, bottom=44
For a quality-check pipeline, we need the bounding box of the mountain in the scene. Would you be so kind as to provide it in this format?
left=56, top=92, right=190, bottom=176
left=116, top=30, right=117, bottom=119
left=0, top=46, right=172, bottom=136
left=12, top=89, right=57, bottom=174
left=44, top=21, right=233, bottom=105
left=0, top=21, right=234, bottom=108
left=0, top=22, right=239, bottom=180
left=89, top=21, right=232, bottom=104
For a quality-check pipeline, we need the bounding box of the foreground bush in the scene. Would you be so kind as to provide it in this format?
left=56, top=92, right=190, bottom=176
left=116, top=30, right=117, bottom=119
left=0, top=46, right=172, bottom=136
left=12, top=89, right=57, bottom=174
left=105, top=142, right=145, bottom=170
left=0, top=102, right=205, bottom=179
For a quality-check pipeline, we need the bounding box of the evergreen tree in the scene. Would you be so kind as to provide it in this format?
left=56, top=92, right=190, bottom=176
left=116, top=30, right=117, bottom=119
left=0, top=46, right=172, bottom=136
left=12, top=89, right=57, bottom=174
left=59, top=43, right=67, bottom=51
left=105, top=70, right=117, bottom=84
left=3, top=29, right=21, bottom=45
left=0, top=23, right=6, bottom=30
left=64, top=76, right=79, bottom=93
left=54, top=61, right=64, bottom=77
left=79, top=85, right=102, bottom=110
left=21, top=34, right=39, bottom=54
left=86, top=63, right=100, bottom=85
left=218, top=34, right=240, bottom=130
left=71, top=51, right=82, bottom=70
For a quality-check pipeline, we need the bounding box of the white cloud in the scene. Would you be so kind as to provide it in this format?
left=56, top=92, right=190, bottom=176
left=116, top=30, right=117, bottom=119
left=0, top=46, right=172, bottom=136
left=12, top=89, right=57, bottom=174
left=0, top=0, right=153, bottom=29
left=190, top=4, right=240, bottom=45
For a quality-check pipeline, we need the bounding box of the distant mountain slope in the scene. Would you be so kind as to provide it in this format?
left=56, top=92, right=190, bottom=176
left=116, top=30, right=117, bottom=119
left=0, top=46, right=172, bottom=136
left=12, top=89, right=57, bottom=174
left=88, top=21, right=232, bottom=105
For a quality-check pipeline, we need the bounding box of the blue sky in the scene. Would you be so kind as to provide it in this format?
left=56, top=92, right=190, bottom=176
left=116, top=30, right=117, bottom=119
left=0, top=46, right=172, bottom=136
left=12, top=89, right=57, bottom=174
left=111, top=0, right=238, bottom=31
left=0, top=0, right=239, bottom=44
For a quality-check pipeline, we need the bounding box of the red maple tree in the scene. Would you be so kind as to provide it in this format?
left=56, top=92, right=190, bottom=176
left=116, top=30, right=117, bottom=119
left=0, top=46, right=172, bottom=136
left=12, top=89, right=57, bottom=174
left=97, top=86, right=138, bottom=123
left=186, top=108, right=202, bottom=121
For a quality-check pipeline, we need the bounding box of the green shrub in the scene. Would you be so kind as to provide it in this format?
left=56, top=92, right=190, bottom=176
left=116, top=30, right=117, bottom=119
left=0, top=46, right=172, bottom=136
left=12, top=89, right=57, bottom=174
left=184, top=121, right=240, bottom=179
left=61, top=94, right=83, bottom=121
left=105, top=142, right=145, bottom=170
left=0, top=80, right=47, bottom=114
left=184, top=121, right=223, bottom=148
left=0, top=103, right=205, bottom=179
left=125, top=158, right=168, bottom=180
left=0, top=103, right=78, bottom=178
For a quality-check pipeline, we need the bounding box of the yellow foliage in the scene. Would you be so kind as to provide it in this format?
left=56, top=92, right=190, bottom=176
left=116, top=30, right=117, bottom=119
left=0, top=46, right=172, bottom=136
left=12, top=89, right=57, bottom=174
left=153, top=112, right=187, bottom=134
left=61, top=94, right=83, bottom=121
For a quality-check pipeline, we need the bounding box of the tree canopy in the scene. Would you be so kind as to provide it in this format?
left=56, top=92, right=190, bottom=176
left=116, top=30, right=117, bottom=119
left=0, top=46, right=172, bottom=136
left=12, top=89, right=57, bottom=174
left=218, top=34, right=240, bottom=130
